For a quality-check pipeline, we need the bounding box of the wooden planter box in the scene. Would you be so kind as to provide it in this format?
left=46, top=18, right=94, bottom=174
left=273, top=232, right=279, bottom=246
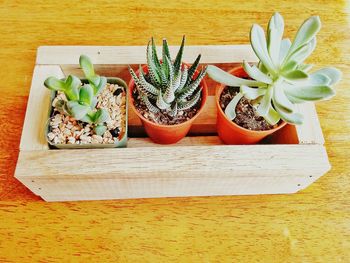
left=14, top=45, right=330, bottom=202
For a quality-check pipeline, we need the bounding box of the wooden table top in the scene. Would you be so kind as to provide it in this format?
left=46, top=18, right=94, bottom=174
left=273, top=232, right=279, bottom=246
left=1, top=1, right=349, bottom=262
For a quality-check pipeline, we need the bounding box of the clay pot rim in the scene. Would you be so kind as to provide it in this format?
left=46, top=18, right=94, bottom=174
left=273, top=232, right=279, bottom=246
left=216, top=66, right=287, bottom=135
left=128, top=63, right=208, bottom=129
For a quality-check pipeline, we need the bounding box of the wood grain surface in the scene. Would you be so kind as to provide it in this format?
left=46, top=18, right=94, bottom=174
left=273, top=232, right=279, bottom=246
left=0, top=0, right=349, bottom=262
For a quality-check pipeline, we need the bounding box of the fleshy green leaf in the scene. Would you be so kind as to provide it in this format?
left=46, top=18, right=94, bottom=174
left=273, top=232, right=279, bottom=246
left=298, top=64, right=313, bottom=72
left=283, top=70, right=308, bottom=80
left=224, top=92, right=243, bottom=121
left=257, top=85, right=273, bottom=117
left=279, top=38, right=292, bottom=62
left=273, top=83, right=294, bottom=112
left=174, top=35, right=185, bottom=74
left=44, top=77, right=66, bottom=91
left=250, top=24, right=277, bottom=75
left=79, top=84, right=94, bottom=106
left=64, top=75, right=80, bottom=101
left=94, top=125, right=107, bottom=136
left=284, top=84, right=335, bottom=101
left=312, top=67, right=342, bottom=86
left=287, top=38, right=316, bottom=65
left=288, top=16, right=321, bottom=57
left=147, top=41, right=161, bottom=86
left=186, top=54, right=201, bottom=86
left=274, top=102, right=304, bottom=125
left=207, top=65, right=264, bottom=87
left=267, top=12, right=284, bottom=66
left=93, top=108, right=110, bottom=124
left=94, top=76, right=107, bottom=95
left=281, top=60, right=298, bottom=73
left=264, top=106, right=280, bottom=125
left=240, top=85, right=266, bottom=100
left=79, top=55, right=95, bottom=78
left=243, top=61, right=272, bottom=84
left=67, top=101, right=90, bottom=120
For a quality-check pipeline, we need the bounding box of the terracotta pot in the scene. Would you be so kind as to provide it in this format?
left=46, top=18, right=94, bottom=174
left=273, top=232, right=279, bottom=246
left=216, top=66, right=287, bottom=145
left=129, top=64, right=208, bottom=144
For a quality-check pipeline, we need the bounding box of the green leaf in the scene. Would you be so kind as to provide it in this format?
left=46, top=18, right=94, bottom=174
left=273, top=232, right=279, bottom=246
left=305, top=72, right=331, bottom=86
left=274, top=83, right=294, bottom=112
left=284, top=84, right=335, bottom=101
left=162, top=38, right=171, bottom=60
left=243, top=61, right=272, bottom=84
left=44, top=77, right=66, bottom=91
left=94, top=125, right=107, bottom=136
left=250, top=24, right=277, bottom=75
left=279, top=38, right=291, bottom=62
left=162, top=39, right=171, bottom=77
left=287, top=38, right=316, bottom=65
left=94, top=76, right=107, bottom=95
left=147, top=41, right=161, bottom=86
left=88, top=75, right=101, bottom=88
left=267, top=12, right=284, bottom=66
left=274, top=102, right=304, bottom=125
left=207, top=65, right=264, bottom=87
left=64, top=75, right=80, bottom=101
left=283, top=70, right=308, bottom=80
left=241, top=85, right=267, bottom=100
left=67, top=101, right=90, bottom=120
left=79, top=84, right=94, bottom=106
left=281, top=60, right=298, bottom=73
left=257, top=85, right=273, bottom=117
left=297, top=64, right=313, bottom=72
left=93, top=108, right=110, bottom=124
left=313, top=67, right=342, bottom=86
left=288, top=16, right=321, bottom=57
left=173, top=35, right=185, bottom=74
left=79, top=55, right=95, bottom=78
left=151, top=37, right=162, bottom=69
left=156, top=88, right=170, bottom=110
left=186, top=54, right=201, bottom=86
left=224, top=93, right=243, bottom=121
left=264, top=106, right=281, bottom=125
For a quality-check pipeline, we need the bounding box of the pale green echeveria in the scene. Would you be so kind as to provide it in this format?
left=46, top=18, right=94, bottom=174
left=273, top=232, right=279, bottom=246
left=79, top=54, right=107, bottom=96
left=45, top=55, right=110, bottom=136
left=207, top=12, right=342, bottom=125
left=129, top=36, right=207, bottom=117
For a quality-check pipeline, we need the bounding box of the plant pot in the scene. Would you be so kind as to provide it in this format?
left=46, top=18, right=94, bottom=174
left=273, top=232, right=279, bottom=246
left=129, top=64, right=208, bottom=144
left=216, top=66, right=287, bottom=144
left=46, top=77, right=128, bottom=149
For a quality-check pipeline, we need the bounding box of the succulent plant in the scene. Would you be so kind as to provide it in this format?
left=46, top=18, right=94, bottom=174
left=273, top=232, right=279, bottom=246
left=207, top=13, right=341, bottom=125
left=44, top=55, right=110, bottom=136
left=129, top=36, right=207, bottom=118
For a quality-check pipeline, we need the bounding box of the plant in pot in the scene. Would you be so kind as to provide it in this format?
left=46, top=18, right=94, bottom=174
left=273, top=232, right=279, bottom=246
left=207, top=12, right=342, bottom=144
left=128, top=36, right=208, bottom=144
left=45, top=55, right=128, bottom=148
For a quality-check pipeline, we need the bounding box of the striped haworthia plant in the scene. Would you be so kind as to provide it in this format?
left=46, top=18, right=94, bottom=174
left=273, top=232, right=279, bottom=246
left=129, top=36, right=207, bottom=117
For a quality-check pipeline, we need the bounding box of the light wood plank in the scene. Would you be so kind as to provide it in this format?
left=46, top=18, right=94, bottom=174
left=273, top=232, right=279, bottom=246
left=20, top=65, right=65, bottom=151
left=15, top=144, right=330, bottom=180
left=36, top=45, right=259, bottom=65
left=27, top=176, right=313, bottom=202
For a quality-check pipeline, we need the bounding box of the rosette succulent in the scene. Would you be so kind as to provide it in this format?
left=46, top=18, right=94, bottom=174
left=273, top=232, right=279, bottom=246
left=44, top=55, right=109, bottom=135
left=208, top=13, right=341, bottom=125
left=129, top=36, right=207, bottom=118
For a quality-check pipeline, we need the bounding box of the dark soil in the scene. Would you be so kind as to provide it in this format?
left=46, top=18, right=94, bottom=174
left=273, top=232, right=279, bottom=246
left=132, top=87, right=201, bottom=125
left=220, top=86, right=277, bottom=131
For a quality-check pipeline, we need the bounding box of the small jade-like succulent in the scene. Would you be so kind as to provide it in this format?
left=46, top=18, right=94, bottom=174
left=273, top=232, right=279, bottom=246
left=129, top=36, right=207, bottom=117
left=208, top=13, right=341, bottom=125
left=44, top=55, right=109, bottom=135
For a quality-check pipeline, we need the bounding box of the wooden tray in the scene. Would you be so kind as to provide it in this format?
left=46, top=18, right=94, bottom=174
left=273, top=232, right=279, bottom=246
left=14, top=45, right=330, bottom=202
